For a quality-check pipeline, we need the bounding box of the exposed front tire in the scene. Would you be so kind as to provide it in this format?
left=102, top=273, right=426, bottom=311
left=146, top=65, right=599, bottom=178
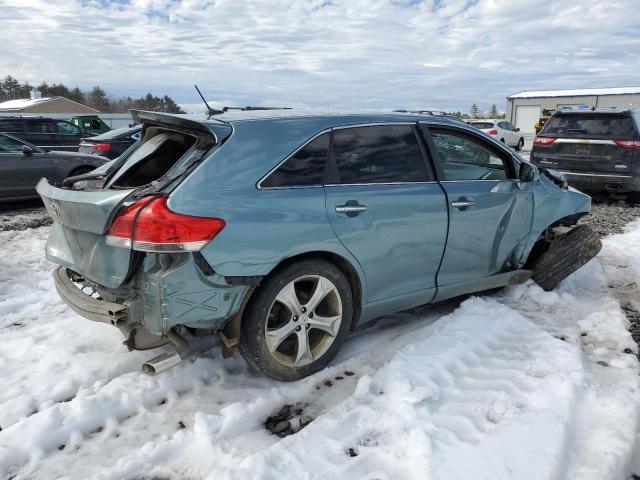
left=239, top=259, right=353, bottom=381
left=532, top=225, right=602, bottom=291
left=516, top=138, right=524, bottom=151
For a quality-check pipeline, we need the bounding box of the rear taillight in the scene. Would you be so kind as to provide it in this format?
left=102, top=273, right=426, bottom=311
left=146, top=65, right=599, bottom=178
left=614, top=139, right=640, bottom=150
left=487, top=129, right=498, bottom=135
left=91, top=143, right=111, bottom=152
left=533, top=137, right=556, bottom=146
left=105, top=196, right=225, bottom=252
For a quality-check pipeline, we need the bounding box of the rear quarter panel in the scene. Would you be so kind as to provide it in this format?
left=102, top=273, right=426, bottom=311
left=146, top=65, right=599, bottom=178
left=168, top=119, right=369, bottom=300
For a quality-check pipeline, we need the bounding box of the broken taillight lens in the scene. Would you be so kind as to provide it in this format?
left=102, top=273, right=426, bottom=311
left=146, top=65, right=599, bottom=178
left=106, top=195, right=225, bottom=252
left=533, top=136, right=557, bottom=146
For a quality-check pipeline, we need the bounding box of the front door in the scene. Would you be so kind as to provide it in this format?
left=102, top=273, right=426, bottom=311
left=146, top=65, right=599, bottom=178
left=0, top=135, right=52, bottom=199
left=420, top=125, right=533, bottom=287
left=324, top=124, right=448, bottom=304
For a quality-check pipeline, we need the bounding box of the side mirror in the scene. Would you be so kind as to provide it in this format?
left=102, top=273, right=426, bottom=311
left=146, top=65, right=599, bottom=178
left=516, top=127, right=520, bottom=132
left=21, top=145, right=33, bottom=156
left=519, top=162, right=536, bottom=182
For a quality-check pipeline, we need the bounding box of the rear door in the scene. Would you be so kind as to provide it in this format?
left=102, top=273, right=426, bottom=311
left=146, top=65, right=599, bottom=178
left=420, top=125, right=533, bottom=287
left=324, top=124, right=448, bottom=303
left=532, top=113, right=637, bottom=174
left=24, top=119, right=58, bottom=151
left=0, top=135, right=52, bottom=199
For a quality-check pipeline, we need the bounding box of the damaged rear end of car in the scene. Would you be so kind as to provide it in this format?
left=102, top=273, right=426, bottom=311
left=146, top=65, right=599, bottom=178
left=37, top=111, right=246, bottom=374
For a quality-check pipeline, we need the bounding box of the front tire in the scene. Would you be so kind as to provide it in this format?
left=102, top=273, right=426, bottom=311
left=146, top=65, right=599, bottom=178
left=239, top=259, right=353, bottom=381
left=532, top=225, right=602, bottom=291
left=516, top=138, right=524, bottom=151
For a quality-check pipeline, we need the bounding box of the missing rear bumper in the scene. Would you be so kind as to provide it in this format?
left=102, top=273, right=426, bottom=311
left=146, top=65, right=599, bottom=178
left=54, top=267, right=128, bottom=325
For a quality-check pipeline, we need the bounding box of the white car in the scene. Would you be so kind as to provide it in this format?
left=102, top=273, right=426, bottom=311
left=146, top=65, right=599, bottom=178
left=467, top=119, right=525, bottom=151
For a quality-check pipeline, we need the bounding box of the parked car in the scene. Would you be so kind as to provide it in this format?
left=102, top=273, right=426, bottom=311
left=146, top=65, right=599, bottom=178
left=0, top=116, right=88, bottom=152
left=0, top=132, right=107, bottom=201
left=467, top=119, right=525, bottom=151
left=78, top=124, right=142, bottom=159
left=37, top=110, right=600, bottom=381
left=531, top=108, right=640, bottom=195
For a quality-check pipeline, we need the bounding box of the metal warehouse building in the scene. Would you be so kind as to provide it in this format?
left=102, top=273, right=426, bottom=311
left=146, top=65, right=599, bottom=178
left=506, top=87, right=640, bottom=134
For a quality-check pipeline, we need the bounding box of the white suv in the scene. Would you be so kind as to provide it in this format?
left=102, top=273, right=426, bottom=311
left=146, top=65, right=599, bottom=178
left=468, top=120, right=525, bottom=151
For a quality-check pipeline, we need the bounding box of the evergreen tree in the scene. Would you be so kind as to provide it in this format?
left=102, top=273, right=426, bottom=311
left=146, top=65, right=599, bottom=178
left=87, top=86, right=110, bottom=112
left=470, top=103, right=479, bottom=118
left=489, top=104, right=499, bottom=118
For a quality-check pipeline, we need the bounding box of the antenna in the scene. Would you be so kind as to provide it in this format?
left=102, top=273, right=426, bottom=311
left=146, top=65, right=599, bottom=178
left=194, top=85, right=224, bottom=116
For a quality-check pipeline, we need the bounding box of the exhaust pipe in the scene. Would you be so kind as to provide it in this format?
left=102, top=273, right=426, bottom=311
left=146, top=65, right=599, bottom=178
left=142, top=350, right=182, bottom=375
left=142, top=328, right=189, bottom=376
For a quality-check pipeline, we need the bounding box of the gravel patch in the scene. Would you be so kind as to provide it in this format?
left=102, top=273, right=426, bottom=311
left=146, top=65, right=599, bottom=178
left=579, top=202, right=640, bottom=237
left=0, top=201, right=51, bottom=232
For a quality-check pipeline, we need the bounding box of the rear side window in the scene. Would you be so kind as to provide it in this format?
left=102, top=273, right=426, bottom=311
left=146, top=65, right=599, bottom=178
left=27, top=120, right=55, bottom=134
left=330, top=125, right=427, bottom=184
left=542, top=113, right=636, bottom=138
left=0, top=119, right=24, bottom=132
left=426, top=129, right=511, bottom=181
left=261, top=132, right=330, bottom=188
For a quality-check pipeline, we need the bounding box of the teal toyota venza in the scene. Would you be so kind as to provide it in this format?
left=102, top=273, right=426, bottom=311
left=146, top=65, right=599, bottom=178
left=37, top=110, right=600, bottom=380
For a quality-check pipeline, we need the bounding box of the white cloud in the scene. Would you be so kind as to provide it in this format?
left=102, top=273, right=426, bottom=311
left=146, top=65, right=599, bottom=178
left=0, top=0, right=639, bottom=112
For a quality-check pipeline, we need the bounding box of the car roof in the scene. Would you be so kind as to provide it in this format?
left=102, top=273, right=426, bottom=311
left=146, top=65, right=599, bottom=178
left=139, top=108, right=464, bottom=125
left=553, top=108, right=635, bottom=115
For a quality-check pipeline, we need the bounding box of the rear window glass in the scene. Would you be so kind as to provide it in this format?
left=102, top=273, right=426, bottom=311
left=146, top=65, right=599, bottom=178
left=261, top=132, right=330, bottom=188
left=542, top=114, right=636, bottom=138
left=330, top=125, right=427, bottom=184
left=469, top=122, right=494, bottom=129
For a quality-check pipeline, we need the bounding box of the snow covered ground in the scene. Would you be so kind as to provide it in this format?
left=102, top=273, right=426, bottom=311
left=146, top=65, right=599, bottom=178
left=0, top=220, right=639, bottom=479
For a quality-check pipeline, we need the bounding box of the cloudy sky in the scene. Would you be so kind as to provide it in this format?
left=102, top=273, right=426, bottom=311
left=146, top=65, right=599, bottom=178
left=1, top=0, right=639, bottom=113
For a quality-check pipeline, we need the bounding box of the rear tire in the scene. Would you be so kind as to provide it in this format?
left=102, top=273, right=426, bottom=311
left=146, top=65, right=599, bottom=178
left=239, top=259, right=353, bottom=381
left=516, top=138, right=524, bottom=151
left=532, top=225, right=602, bottom=291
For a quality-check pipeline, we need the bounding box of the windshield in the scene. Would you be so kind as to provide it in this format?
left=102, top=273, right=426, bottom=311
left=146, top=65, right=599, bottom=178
left=469, top=122, right=494, bottom=130
left=541, top=113, right=636, bottom=138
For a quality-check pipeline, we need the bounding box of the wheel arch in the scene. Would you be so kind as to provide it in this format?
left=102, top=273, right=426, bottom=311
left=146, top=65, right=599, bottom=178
left=224, top=250, right=365, bottom=344
left=523, top=213, right=588, bottom=268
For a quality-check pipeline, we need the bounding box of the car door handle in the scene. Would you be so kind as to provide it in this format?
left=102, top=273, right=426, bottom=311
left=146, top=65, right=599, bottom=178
left=451, top=200, right=474, bottom=209
left=335, top=205, right=368, bottom=214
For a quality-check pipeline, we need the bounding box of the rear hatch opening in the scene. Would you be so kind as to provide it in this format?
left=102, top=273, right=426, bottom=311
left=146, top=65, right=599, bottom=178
left=107, top=127, right=198, bottom=189
left=37, top=110, right=231, bottom=290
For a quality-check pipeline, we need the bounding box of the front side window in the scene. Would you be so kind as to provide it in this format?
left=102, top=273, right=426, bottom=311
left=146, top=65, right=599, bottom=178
left=57, top=121, right=82, bottom=135
left=427, top=129, right=511, bottom=181
left=330, top=125, right=427, bottom=184
left=261, top=132, right=330, bottom=188
left=0, top=135, right=24, bottom=153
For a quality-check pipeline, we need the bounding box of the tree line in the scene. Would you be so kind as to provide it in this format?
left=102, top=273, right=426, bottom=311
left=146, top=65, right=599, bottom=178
left=0, top=74, right=185, bottom=114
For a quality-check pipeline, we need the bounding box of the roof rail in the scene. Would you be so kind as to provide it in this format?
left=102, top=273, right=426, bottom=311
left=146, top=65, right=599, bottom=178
left=393, top=109, right=449, bottom=116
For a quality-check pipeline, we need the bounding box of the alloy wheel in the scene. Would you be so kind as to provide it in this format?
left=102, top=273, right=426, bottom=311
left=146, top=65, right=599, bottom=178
left=265, top=275, right=342, bottom=367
